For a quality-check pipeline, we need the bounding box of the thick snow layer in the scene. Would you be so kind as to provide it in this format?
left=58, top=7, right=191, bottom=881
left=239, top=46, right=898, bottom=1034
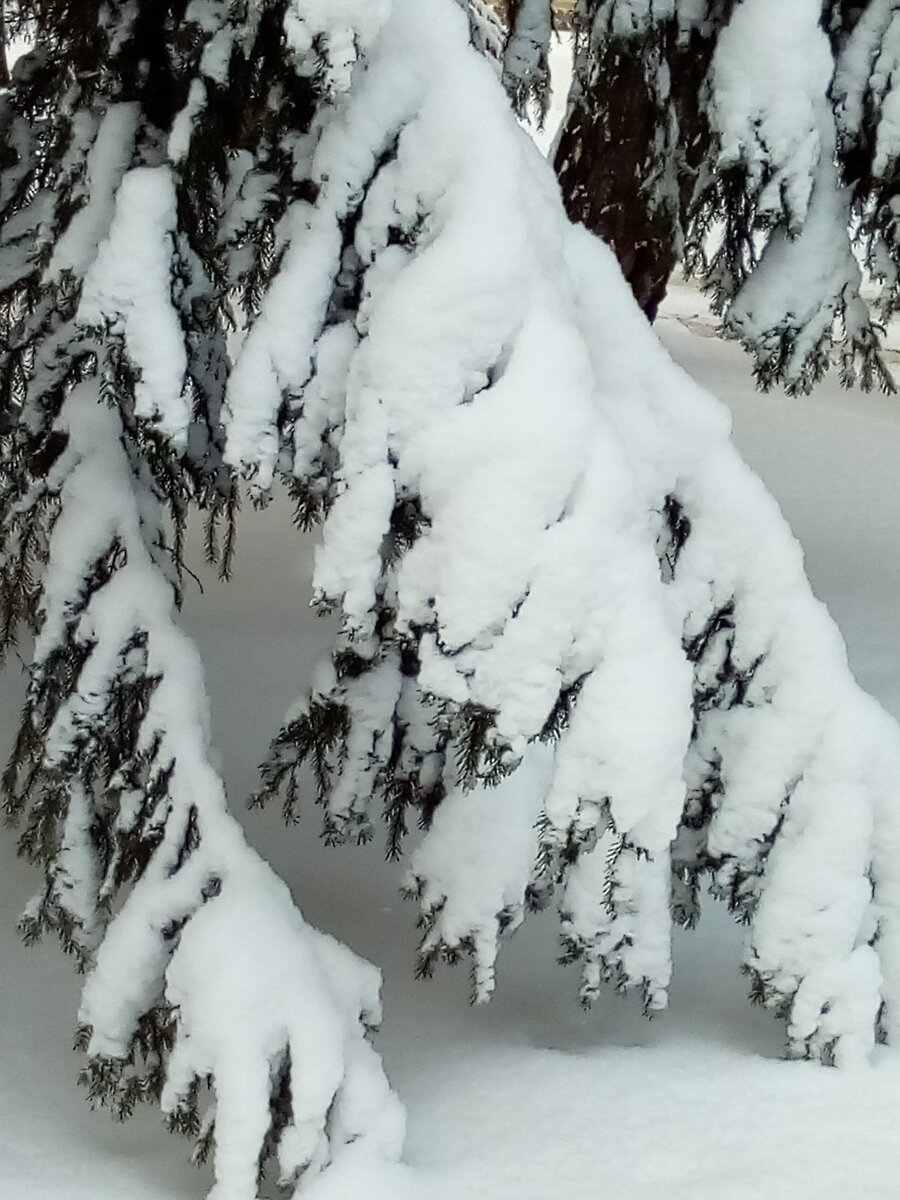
left=711, top=0, right=832, bottom=227
left=78, top=166, right=191, bottom=446
left=48, top=103, right=140, bottom=279
left=4, top=293, right=900, bottom=1199
left=220, top=0, right=900, bottom=1041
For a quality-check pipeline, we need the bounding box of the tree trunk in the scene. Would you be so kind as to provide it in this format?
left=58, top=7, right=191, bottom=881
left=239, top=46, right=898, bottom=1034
left=553, top=22, right=720, bottom=321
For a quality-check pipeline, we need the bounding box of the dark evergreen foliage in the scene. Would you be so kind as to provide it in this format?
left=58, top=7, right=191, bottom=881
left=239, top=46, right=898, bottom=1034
left=499, top=0, right=900, bottom=392
left=0, top=0, right=325, bottom=1151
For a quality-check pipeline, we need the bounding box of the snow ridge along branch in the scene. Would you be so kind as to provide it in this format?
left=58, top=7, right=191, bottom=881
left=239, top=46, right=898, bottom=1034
left=226, top=0, right=900, bottom=1065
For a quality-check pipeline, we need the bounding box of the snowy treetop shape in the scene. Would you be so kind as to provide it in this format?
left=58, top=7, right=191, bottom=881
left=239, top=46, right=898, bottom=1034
left=4, top=1, right=900, bottom=1198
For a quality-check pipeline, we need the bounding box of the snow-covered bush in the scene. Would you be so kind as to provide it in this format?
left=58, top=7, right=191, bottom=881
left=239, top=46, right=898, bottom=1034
left=3, top=1, right=900, bottom=1198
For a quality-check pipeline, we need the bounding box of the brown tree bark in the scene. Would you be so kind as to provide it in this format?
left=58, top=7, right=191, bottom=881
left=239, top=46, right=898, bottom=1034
left=553, top=23, right=720, bottom=322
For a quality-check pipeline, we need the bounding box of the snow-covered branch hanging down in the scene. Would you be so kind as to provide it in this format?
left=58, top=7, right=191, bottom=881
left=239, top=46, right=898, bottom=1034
left=216, top=0, right=900, bottom=1066
left=458, top=0, right=507, bottom=67
left=1, top=5, right=404, bottom=1198
left=700, top=0, right=888, bottom=393
left=695, top=0, right=900, bottom=392
left=711, top=0, right=830, bottom=232
left=832, top=0, right=900, bottom=324
left=2, top=246, right=401, bottom=1200
left=12, top=382, right=402, bottom=1199
left=552, top=1, right=900, bottom=392
left=502, top=0, right=554, bottom=119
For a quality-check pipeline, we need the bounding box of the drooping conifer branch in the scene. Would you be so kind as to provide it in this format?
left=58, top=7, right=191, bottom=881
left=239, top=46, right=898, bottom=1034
left=550, top=0, right=899, bottom=391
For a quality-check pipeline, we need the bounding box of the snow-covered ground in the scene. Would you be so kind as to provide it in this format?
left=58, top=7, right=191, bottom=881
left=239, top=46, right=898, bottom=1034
left=3, top=281, right=900, bottom=1198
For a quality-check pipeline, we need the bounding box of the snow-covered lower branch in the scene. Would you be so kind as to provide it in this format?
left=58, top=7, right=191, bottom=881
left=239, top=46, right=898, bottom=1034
left=226, top=0, right=900, bottom=1063
left=3, top=381, right=403, bottom=1197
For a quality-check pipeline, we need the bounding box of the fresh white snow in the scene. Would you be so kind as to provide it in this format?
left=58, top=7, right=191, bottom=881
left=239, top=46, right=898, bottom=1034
left=78, top=168, right=192, bottom=446
left=3, top=282, right=900, bottom=1198
left=711, top=0, right=832, bottom=228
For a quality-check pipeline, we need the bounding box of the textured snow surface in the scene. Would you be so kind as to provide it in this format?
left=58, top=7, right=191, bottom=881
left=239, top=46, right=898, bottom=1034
left=78, top=167, right=191, bottom=445
left=15, top=379, right=400, bottom=1200
left=3, top=294, right=900, bottom=1198
left=711, top=0, right=832, bottom=227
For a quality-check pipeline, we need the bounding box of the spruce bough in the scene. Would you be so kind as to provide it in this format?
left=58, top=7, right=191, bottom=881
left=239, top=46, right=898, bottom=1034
left=508, top=0, right=900, bottom=393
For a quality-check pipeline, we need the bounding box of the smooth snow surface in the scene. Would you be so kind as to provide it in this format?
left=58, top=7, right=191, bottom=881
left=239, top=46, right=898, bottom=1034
left=3, top=287, right=900, bottom=1198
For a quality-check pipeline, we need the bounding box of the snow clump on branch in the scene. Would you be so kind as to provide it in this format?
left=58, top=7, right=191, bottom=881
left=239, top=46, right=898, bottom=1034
left=217, top=0, right=900, bottom=1067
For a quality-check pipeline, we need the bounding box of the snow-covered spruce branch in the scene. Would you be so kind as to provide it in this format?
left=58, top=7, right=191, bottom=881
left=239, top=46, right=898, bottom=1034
left=458, top=0, right=507, bottom=67
left=225, top=0, right=900, bottom=1065
left=832, top=0, right=900, bottom=336
left=3, top=384, right=402, bottom=1198
left=502, top=0, right=554, bottom=120
left=1, top=5, right=404, bottom=1197
left=556, top=0, right=899, bottom=392
left=5, top=17, right=900, bottom=1200
left=700, top=0, right=890, bottom=394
